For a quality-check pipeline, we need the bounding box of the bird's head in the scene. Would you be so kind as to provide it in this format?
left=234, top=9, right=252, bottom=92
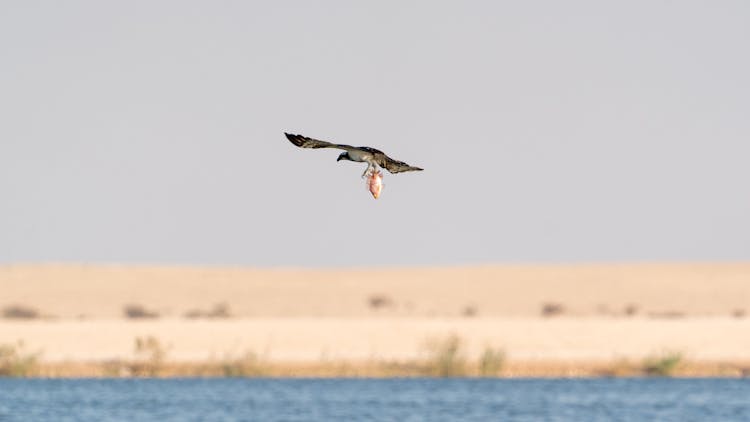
left=336, top=152, right=349, bottom=162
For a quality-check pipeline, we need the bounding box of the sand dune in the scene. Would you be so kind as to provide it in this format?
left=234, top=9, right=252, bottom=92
left=2, top=263, right=748, bottom=318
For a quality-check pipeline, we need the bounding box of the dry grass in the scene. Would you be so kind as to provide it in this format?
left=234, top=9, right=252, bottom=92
left=648, top=311, right=686, bottom=319
left=220, top=351, right=265, bottom=377
left=478, top=346, right=506, bottom=376
left=184, top=303, right=232, bottom=319
left=130, top=336, right=168, bottom=376
left=422, top=334, right=467, bottom=377
left=23, top=357, right=750, bottom=378
left=597, top=358, right=639, bottom=377
left=0, top=341, right=40, bottom=376
left=643, top=352, right=683, bottom=376
left=0, top=331, right=743, bottom=378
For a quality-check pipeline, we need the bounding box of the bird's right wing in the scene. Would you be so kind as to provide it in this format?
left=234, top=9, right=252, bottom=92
left=380, top=155, right=424, bottom=174
left=284, top=133, right=355, bottom=151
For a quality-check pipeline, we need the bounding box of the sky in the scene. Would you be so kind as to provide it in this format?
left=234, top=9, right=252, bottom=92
left=1, top=1, right=748, bottom=267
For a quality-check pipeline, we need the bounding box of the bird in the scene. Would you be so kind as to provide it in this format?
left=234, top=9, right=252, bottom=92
left=284, top=132, right=423, bottom=177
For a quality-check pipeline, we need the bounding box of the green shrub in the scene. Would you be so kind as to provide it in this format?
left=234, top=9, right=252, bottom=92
left=221, top=351, right=264, bottom=377
left=643, top=352, right=682, bottom=376
left=478, top=347, right=505, bottom=376
left=423, top=334, right=466, bottom=377
left=130, top=336, right=168, bottom=376
left=0, top=341, right=39, bottom=377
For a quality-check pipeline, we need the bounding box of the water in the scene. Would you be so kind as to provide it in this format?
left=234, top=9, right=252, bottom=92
left=0, top=378, right=749, bottom=421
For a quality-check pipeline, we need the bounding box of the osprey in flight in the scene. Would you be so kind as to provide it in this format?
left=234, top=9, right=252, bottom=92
left=284, top=132, right=423, bottom=177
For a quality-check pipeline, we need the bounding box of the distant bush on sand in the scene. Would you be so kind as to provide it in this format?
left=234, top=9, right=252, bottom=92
left=624, top=304, right=639, bottom=317
left=541, top=302, right=565, bottom=317
left=184, top=303, right=232, bottom=319
left=461, top=305, right=478, bottom=317
left=367, top=294, right=394, bottom=310
left=123, top=304, right=159, bottom=319
left=647, top=311, right=685, bottom=319
left=2, top=304, right=40, bottom=319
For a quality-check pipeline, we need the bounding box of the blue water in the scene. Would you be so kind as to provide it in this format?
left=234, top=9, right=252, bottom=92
left=0, top=378, right=749, bottom=421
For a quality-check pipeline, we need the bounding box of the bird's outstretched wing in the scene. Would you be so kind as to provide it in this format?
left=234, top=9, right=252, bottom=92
left=285, top=132, right=424, bottom=174
left=285, top=133, right=355, bottom=151
left=377, top=154, right=424, bottom=174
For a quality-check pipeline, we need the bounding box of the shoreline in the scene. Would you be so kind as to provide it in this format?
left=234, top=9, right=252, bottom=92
left=17, top=358, right=750, bottom=378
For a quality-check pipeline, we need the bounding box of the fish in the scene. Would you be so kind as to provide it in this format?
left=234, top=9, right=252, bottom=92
left=367, top=169, right=383, bottom=199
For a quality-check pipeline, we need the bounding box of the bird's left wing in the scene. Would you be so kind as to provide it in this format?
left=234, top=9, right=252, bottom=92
left=285, top=133, right=355, bottom=151
left=379, top=154, right=424, bottom=174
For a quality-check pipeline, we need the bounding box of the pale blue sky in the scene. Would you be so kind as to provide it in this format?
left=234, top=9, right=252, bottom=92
left=1, top=1, right=748, bottom=266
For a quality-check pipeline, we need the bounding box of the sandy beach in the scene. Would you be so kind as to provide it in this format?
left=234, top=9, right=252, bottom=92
left=3, top=317, right=750, bottom=362
left=1, top=263, right=749, bottom=376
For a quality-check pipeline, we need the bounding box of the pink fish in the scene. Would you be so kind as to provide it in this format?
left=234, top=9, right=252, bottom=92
left=367, top=169, right=383, bottom=199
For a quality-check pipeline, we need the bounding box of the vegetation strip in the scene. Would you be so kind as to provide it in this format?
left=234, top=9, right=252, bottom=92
left=3, top=339, right=749, bottom=378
